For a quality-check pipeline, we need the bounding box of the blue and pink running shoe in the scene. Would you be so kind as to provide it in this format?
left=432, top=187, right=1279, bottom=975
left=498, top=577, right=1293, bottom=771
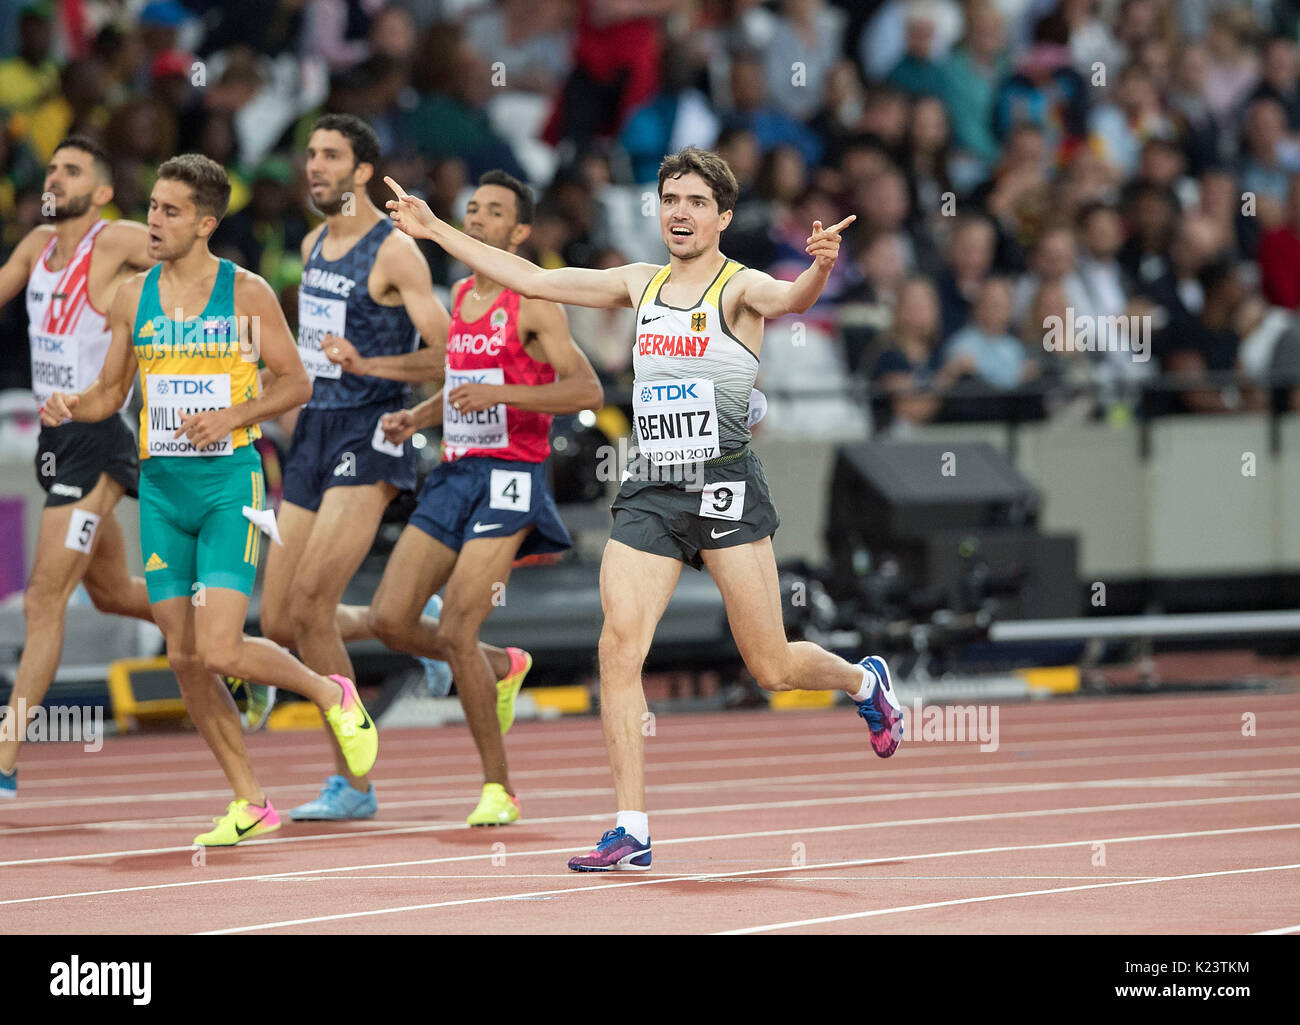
left=567, top=827, right=652, bottom=872
left=855, top=655, right=904, bottom=758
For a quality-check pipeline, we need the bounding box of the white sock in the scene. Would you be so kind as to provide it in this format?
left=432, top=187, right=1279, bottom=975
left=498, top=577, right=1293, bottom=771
left=849, top=665, right=876, bottom=703
left=616, top=810, right=650, bottom=843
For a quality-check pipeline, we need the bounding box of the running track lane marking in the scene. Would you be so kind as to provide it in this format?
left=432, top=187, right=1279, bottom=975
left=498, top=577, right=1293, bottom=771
left=1255, top=924, right=1300, bottom=934
left=200, top=859, right=1300, bottom=935
left=4, top=806, right=1294, bottom=910
left=715, top=863, right=1300, bottom=934
left=7, top=739, right=1299, bottom=814
left=2, top=769, right=1296, bottom=867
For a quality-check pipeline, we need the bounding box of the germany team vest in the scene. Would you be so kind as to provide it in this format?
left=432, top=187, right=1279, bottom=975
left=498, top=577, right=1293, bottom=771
left=442, top=280, right=555, bottom=464
left=132, top=259, right=259, bottom=458
left=632, top=258, right=754, bottom=464
left=299, top=218, right=418, bottom=410
left=27, top=220, right=131, bottom=412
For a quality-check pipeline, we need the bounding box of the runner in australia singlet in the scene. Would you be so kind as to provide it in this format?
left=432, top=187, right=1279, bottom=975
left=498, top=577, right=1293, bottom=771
left=132, top=259, right=259, bottom=459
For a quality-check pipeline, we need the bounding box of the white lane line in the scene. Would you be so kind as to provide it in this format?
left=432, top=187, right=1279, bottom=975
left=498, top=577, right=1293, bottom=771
left=5, top=800, right=1294, bottom=912
left=19, top=697, right=1300, bottom=773
left=716, top=863, right=1300, bottom=935
left=201, top=848, right=1300, bottom=935
left=9, top=730, right=1300, bottom=813
left=3, top=764, right=1297, bottom=868
left=1254, top=924, right=1300, bottom=934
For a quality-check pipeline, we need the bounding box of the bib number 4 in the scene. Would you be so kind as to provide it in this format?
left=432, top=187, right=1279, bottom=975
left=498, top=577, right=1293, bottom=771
left=489, top=469, right=531, bottom=512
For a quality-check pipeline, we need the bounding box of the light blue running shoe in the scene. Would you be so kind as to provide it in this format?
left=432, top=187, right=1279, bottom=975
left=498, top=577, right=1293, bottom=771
left=288, top=775, right=377, bottom=820
left=0, top=765, right=15, bottom=800
left=419, top=594, right=453, bottom=697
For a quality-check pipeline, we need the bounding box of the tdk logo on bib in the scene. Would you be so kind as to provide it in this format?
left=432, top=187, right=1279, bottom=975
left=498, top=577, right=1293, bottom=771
left=641, top=382, right=699, bottom=402
left=156, top=378, right=215, bottom=396
left=302, top=297, right=338, bottom=319
left=35, top=336, right=65, bottom=353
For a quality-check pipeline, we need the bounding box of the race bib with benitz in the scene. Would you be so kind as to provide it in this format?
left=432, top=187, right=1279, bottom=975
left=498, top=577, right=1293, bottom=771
left=297, top=293, right=346, bottom=380
left=443, top=366, right=508, bottom=454
left=633, top=377, right=720, bottom=464
left=146, top=372, right=233, bottom=456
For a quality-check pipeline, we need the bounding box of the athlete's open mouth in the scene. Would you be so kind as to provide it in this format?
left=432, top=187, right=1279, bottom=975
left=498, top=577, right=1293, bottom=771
left=670, top=225, right=694, bottom=238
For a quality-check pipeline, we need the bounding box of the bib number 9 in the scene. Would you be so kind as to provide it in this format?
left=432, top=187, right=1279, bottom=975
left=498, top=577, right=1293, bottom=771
left=699, top=481, right=745, bottom=522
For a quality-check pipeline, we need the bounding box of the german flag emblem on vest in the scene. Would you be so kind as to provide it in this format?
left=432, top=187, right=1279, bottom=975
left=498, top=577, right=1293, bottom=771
left=691, top=312, right=707, bottom=332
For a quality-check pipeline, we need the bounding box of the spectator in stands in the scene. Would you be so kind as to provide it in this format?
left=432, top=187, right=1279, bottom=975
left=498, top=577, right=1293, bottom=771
left=1088, top=62, right=1177, bottom=179
left=197, top=0, right=306, bottom=58
left=543, top=0, right=674, bottom=149
left=716, top=126, right=770, bottom=269
left=887, top=4, right=948, bottom=98
left=1258, top=174, right=1300, bottom=310
left=859, top=84, right=910, bottom=160
left=1028, top=278, right=1098, bottom=420
left=465, top=0, right=573, bottom=96
left=807, top=60, right=868, bottom=164
left=971, top=121, right=1052, bottom=269
left=870, top=274, right=949, bottom=428
left=302, top=0, right=385, bottom=73
left=940, top=0, right=1011, bottom=167
left=721, top=52, right=823, bottom=166
left=762, top=0, right=846, bottom=121
left=859, top=0, right=963, bottom=84
left=852, top=164, right=938, bottom=275
left=1204, top=6, right=1263, bottom=123
left=620, top=48, right=720, bottom=184
left=1161, top=259, right=1263, bottom=414
left=212, top=155, right=309, bottom=295
left=1167, top=42, right=1227, bottom=174
left=901, top=94, right=957, bottom=237
left=0, top=112, right=42, bottom=231
left=1195, top=165, right=1249, bottom=258
left=1068, top=201, right=1132, bottom=329
left=0, top=3, right=58, bottom=125
left=942, top=276, right=1042, bottom=389
left=1050, top=0, right=1123, bottom=80
left=1249, top=33, right=1300, bottom=132
left=1118, top=181, right=1179, bottom=286
left=1013, top=224, right=1082, bottom=328
left=935, top=211, right=997, bottom=338
left=27, top=59, right=108, bottom=162
left=1238, top=95, right=1300, bottom=208
left=403, top=22, right=528, bottom=181
left=992, top=16, right=1088, bottom=161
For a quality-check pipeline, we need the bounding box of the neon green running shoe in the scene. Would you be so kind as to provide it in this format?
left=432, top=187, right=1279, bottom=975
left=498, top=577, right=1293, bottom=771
left=496, top=647, right=532, bottom=735
left=194, top=798, right=281, bottom=846
left=223, top=677, right=277, bottom=731
left=466, top=783, right=519, bottom=826
left=323, top=674, right=378, bottom=778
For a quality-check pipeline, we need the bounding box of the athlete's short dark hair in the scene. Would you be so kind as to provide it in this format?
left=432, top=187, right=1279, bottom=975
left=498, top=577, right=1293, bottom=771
left=477, top=169, right=534, bottom=224
left=310, top=113, right=381, bottom=170
left=52, top=135, right=112, bottom=186
left=157, top=153, right=231, bottom=221
left=657, top=147, right=739, bottom=214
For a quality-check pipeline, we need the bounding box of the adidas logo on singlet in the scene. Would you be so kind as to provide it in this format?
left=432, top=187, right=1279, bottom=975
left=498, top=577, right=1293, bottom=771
left=145, top=553, right=168, bottom=571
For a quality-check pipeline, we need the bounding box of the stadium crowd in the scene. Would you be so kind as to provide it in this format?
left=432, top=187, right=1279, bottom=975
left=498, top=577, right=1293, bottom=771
left=4, top=0, right=1300, bottom=435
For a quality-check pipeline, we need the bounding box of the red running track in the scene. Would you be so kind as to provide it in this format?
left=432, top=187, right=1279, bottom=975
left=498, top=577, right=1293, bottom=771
left=1, top=689, right=1298, bottom=934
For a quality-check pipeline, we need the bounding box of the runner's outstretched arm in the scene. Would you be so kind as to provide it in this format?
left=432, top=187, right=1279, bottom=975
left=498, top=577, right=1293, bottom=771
left=40, top=276, right=142, bottom=425
left=733, top=216, right=856, bottom=317
left=324, top=336, right=443, bottom=382
left=384, top=176, right=655, bottom=310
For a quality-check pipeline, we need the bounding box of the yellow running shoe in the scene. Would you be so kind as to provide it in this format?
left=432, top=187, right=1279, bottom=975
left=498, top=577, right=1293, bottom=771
left=323, top=674, right=378, bottom=777
left=496, top=647, right=533, bottom=735
left=466, top=782, right=520, bottom=826
left=194, top=798, right=281, bottom=846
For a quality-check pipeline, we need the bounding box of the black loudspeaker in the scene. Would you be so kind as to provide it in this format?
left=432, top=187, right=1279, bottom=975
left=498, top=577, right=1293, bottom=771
left=829, top=442, right=1039, bottom=541
left=825, top=442, right=1079, bottom=620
